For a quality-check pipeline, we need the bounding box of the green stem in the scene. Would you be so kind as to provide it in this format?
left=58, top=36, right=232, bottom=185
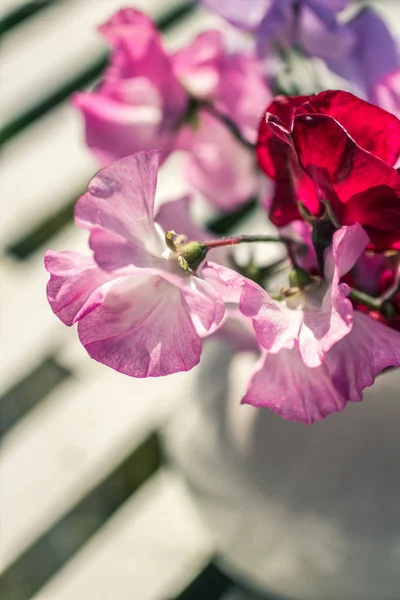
left=200, top=103, right=255, bottom=151
left=348, top=288, right=382, bottom=311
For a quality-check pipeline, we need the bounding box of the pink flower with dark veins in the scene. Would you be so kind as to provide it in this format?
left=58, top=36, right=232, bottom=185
left=45, top=150, right=225, bottom=377
left=203, top=223, right=400, bottom=422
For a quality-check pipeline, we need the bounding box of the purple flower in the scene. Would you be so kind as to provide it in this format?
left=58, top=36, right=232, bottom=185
left=326, top=8, right=400, bottom=115
left=45, top=150, right=225, bottom=377
left=200, top=0, right=352, bottom=62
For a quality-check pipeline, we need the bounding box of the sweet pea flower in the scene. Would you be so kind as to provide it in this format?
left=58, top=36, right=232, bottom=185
left=45, top=150, right=225, bottom=377
left=73, top=9, right=187, bottom=165
left=203, top=224, right=400, bottom=422
left=73, top=9, right=270, bottom=211
left=200, top=0, right=352, bottom=63
left=327, top=8, right=400, bottom=116
left=257, top=90, right=400, bottom=249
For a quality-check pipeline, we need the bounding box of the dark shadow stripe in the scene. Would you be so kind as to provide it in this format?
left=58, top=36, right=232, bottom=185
left=171, top=561, right=286, bottom=600
left=0, top=432, right=162, bottom=600
left=7, top=190, right=81, bottom=259
left=171, top=562, right=233, bottom=600
left=0, top=355, right=71, bottom=437
left=8, top=193, right=256, bottom=261
left=0, top=0, right=60, bottom=36
left=207, top=198, right=258, bottom=235
left=0, top=1, right=196, bottom=146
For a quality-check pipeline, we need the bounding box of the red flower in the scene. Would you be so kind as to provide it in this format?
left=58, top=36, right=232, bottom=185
left=257, top=90, right=400, bottom=249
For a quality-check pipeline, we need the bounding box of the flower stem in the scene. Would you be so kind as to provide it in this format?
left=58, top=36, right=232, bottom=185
left=348, top=288, right=382, bottom=311
left=200, top=103, right=255, bottom=151
left=204, top=234, right=306, bottom=250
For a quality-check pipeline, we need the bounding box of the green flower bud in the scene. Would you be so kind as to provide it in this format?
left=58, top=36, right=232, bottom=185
left=178, top=241, right=208, bottom=273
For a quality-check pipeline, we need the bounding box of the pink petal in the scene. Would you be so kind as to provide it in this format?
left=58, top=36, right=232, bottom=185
left=78, top=273, right=202, bottom=377
left=326, top=311, right=400, bottom=402
left=178, top=275, right=226, bottom=336
left=73, top=8, right=187, bottom=165
left=172, top=30, right=223, bottom=99
left=44, top=250, right=112, bottom=326
left=203, top=262, right=301, bottom=351
left=88, top=227, right=165, bottom=272
left=72, top=90, right=173, bottom=166
left=75, top=151, right=165, bottom=260
left=298, top=224, right=368, bottom=367
left=177, top=111, right=259, bottom=210
left=324, top=223, right=369, bottom=281
left=242, top=348, right=345, bottom=424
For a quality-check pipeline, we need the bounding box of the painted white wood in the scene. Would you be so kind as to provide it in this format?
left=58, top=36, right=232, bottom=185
left=0, top=0, right=185, bottom=126
left=31, top=470, right=211, bottom=600
left=0, top=358, right=198, bottom=570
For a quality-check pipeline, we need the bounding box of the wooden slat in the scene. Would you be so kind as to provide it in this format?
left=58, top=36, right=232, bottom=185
left=0, top=0, right=60, bottom=36
left=0, top=352, right=197, bottom=570
left=31, top=471, right=211, bottom=600
left=0, top=434, right=162, bottom=599
left=0, top=0, right=186, bottom=127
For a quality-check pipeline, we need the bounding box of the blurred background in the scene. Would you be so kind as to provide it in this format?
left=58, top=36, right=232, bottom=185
left=1, top=1, right=400, bottom=599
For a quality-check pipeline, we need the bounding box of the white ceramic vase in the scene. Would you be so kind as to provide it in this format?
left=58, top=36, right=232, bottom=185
left=164, top=338, right=400, bottom=600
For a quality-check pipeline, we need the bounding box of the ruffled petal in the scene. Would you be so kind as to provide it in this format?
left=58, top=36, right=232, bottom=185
left=44, top=250, right=112, bottom=326
left=326, top=311, right=400, bottom=402
left=78, top=273, right=202, bottom=377
left=242, top=348, right=346, bottom=424
left=172, top=30, right=223, bottom=99
left=292, top=113, right=400, bottom=248
left=302, top=89, right=400, bottom=166
left=75, top=151, right=166, bottom=259
left=298, top=224, right=368, bottom=367
left=72, top=89, right=173, bottom=166
left=178, top=275, right=226, bottom=336
left=73, top=8, right=187, bottom=165
left=203, top=262, right=302, bottom=351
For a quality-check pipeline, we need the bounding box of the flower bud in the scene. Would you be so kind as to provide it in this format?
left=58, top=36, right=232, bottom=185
left=178, top=241, right=208, bottom=273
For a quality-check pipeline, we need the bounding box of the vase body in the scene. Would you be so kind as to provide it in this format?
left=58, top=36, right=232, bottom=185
left=164, top=339, right=400, bottom=600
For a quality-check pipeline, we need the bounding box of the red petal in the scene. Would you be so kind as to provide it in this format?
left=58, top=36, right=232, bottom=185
left=302, top=90, right=400, bottom=166
left=292, top=113, right=400, bottom=248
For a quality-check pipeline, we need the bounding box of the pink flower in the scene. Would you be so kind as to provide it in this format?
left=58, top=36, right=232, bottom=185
left=73, top=9, right=270, bottom=210
left=203, top=224, right=400, bottom=422
left=173, top=29, right=271, bottom=142
left=73, top=9, right=187, bottom=165
left=45, top=150, right=225, bottom=377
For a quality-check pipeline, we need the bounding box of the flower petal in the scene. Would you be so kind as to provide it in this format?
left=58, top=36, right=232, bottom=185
left=178, top=111, right=259, bottom=211
left=324, top=222, right=369, bottom=281
left=326, top=311, right=400, bottom=402
left=302, top=89, right=400, bottom=166
left=203, top=262, right=302, bottom=352
left=78, top=273, right=202, bottom=377
left=44, top=250, right=112, bottom=326
left=292, top=113, right=400, bottom=247
left=298, top=224, right=368, bottom=367
left=242, top=348, right=346, bottom=424
left=88, top=227, right=165, bottom=272
left=75, top=151, right=166, bottom=258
